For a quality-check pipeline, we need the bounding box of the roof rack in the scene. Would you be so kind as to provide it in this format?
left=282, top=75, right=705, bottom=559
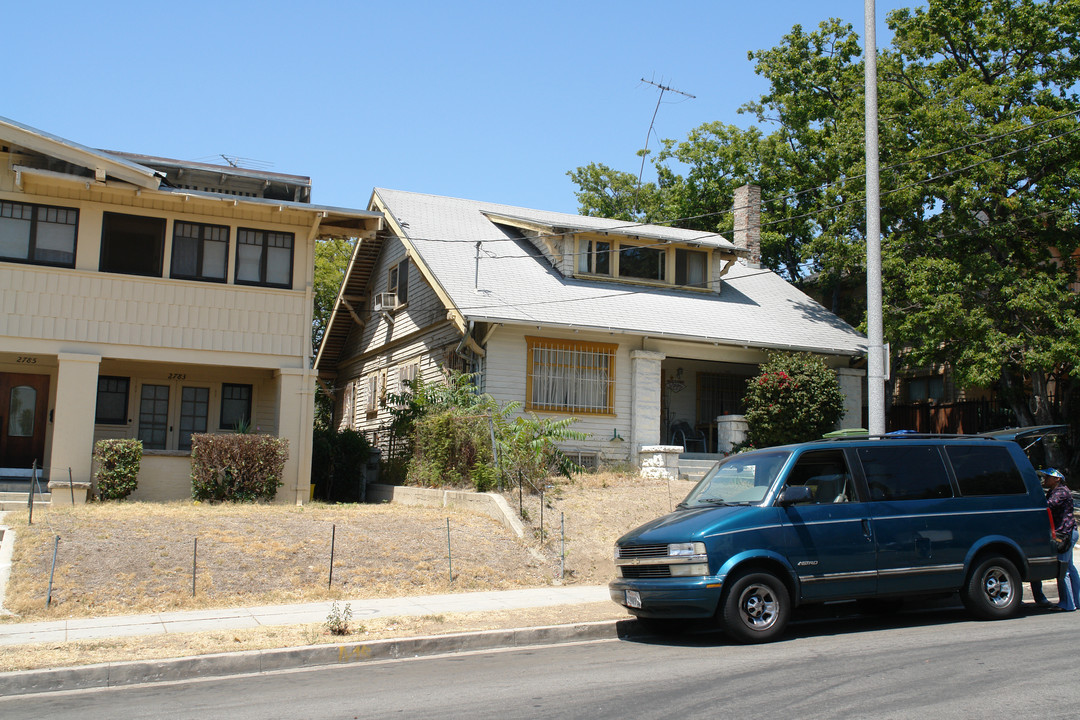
left=814, top=432, right=996, bottom=443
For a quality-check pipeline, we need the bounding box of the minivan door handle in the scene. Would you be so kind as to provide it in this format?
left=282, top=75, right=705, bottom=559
left=861, top=518, right=873, bottom=541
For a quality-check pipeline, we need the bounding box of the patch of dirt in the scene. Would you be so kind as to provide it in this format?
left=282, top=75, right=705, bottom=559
left=2, top=473, right=693, bottom=623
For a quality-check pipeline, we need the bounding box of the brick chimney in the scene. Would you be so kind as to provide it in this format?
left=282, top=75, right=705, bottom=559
left=733, top=184, right=761, bottom=268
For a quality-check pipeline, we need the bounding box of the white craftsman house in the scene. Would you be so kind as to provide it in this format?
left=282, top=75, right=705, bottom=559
left=0, top=116, right=381, bottom=502
left=315, top=186, right=867, bottom=474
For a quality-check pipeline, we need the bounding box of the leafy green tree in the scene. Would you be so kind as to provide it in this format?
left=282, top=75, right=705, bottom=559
left=879, top=0, right=1080, bottom=428
left=313, top=237, right=355, bottom=357
left=313, top=237, right=356, bottom=428
left=742, top=353, right=847, bottom=448
left=568, top=0, right=1080, bottom=445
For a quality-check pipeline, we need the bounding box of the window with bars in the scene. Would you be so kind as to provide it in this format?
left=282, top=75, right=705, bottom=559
left=235, top=228, right=293, bottom=288
left=172, top=221, right=229, bottom=282
left=0, top=200, right=78, bottom=267
left=526, top=337, right=616, bottom=414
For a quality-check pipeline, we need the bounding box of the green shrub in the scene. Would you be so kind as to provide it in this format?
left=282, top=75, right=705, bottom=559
left=387, top=370, right=587, bottom=491
left=190, top=433, right=288, bottom=502
left=408, top=410, right=493, bottom=487
left=743, top=352, right=846, bottom=448
left=470, top=462, right=498, bottom=492
left=311, top=428, right=373, bottom=502
left=93, top=439, right=142, bottom=500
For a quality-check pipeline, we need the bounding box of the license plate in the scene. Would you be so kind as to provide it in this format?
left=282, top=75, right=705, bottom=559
left=625, top=589, right=642, bottom=608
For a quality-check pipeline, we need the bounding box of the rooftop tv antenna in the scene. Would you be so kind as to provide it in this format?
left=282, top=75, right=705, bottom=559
left=215, top=154, right=274, bottom=170
left=638, top=78, right=695, bottom=189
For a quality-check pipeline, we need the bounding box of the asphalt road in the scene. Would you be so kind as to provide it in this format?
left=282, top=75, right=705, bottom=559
left=4, top=603, right=1079, bottom=719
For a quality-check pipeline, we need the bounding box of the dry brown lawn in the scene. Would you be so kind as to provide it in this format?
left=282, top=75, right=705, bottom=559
left=3, top=473, right=693, bottom=622
left=0, top=472, right=696, bottom=671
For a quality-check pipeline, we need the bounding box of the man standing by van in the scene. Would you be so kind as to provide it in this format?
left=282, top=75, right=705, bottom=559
left=1039, top=468, right=1080, bottom=611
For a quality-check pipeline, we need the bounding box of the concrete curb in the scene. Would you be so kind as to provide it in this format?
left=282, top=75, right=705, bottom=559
left=0, top=619, right=643, bottom=697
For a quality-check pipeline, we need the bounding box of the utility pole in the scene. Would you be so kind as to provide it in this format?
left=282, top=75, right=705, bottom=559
left=638, top=79, right=695, bottom=189
left=865, top=0, right=885, bottom=435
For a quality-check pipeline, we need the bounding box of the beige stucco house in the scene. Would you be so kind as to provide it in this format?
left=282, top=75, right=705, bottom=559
left=315, top=187, right=867, bottom=474
left=0, top=117, right=381, bottom=503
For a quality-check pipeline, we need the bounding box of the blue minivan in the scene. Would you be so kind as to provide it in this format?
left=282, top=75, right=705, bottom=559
left=610, top=436, right=1059, bottom=643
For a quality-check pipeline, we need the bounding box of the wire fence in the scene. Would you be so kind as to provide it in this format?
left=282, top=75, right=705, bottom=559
left=7, top=503, right=567, bottom=614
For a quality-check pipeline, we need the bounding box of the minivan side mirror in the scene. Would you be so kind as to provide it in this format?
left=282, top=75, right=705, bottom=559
left=778, top=485, right=814, bottom=506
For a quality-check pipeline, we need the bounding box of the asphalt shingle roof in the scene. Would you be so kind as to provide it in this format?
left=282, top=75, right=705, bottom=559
left=375, top=188, right=867, bottom=356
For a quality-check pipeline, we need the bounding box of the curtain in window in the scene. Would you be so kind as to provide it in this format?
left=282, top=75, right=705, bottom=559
left=527, top=338, right=616, bottom=413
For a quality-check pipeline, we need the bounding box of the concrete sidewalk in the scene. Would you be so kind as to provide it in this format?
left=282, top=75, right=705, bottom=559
left=0, top=585, right=627, bottom=697
left=0, top=585, right=611, bottom=647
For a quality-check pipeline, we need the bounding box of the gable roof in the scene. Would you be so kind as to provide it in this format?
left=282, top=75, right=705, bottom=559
left=356, top=188, right=865, bottom=358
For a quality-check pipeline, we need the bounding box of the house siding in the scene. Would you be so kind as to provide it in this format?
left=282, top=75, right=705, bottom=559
left=1, top=264, right=308, bottom=362
left=483, top=326, right=634, bottom=464
left=0, top=136, right=377, bottom=504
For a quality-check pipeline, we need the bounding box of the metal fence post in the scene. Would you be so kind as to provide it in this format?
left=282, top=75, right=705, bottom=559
left=328, top=523, right=336, bottom=589
left=192, top=537, right=198, bottom=597
left=27, top=461, right=37, bottom=525
left=446, top=518, right=453, bottom=582
left=560, top=513, right=565, bottom=580
left=46, top=535, right=59, bottom=607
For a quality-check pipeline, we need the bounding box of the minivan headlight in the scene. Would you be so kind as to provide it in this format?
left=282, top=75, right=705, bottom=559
left=669, top=542, right=706, bottom=556
left=670, top=563, right=709, bottom=577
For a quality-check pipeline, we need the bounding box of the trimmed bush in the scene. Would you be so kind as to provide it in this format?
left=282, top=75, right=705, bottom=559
left=190, top=433, right=288, bottom=502
left=93, top=439, right=142, bottom=500
left=743, top=352, right=846, bottom=448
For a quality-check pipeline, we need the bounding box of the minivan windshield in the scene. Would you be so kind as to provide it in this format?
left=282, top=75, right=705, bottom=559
left=680, top=450, right=792, bottom=508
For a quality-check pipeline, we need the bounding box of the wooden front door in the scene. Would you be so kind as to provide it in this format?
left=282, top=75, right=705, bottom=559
left=0, top=373, right=50, bottom=469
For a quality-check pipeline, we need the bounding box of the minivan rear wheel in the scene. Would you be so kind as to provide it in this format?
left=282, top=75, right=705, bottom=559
left=962, top=556, right=1021, bottom=620
left=720, top=571, right=790, bottom=643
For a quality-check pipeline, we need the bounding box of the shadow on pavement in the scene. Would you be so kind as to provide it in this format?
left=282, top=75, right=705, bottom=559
left=617, top=595, right=1064, bottom=648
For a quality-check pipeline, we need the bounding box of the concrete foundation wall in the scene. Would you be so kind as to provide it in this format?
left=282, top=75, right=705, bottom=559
left=366, top=484, right=524, bottom=538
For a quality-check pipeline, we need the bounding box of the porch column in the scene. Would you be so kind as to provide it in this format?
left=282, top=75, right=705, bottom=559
left=836, top=367, right=866, bottom=430
left=276, top=367, right=315, bottom=506
left=50, top=352, right=101, bottom=486
left=630, top=350, right=666, bottom=463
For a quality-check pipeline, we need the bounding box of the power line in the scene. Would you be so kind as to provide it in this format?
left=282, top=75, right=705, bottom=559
left=391, top=118, right=1080, bottom=265
left=373, top=108, right=1080, bottom=257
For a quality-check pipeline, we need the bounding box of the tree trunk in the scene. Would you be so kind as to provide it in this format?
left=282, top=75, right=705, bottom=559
left=999, top=369, right=1034, bottom=427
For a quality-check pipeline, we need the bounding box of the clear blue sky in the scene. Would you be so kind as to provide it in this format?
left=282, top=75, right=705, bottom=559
left=7, top=0, right=921, bottom=215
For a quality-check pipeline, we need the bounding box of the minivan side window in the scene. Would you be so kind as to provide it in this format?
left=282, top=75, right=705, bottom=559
left=784, top=450, right=855, bottom=504
left=857, top=446, right=954, bottom=501
left=947, top=445, right=1026, bottom=496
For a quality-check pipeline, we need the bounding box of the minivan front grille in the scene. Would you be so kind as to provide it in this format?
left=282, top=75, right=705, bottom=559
left=621, top=565, right=672, bottom=579
left=618, top=544, right=669, bottom=559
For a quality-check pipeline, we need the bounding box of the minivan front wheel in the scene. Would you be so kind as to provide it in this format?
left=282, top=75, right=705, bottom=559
left=720, top=571, right=790, bottom=643
left=962, top=556, right=1021, bottom=620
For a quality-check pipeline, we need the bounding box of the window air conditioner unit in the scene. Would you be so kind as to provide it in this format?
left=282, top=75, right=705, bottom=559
left=373, top=292, right=398, bottom=312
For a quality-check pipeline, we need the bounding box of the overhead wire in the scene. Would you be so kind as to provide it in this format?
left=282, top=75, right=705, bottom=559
left=375, top=110, right=1080, bottom=260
